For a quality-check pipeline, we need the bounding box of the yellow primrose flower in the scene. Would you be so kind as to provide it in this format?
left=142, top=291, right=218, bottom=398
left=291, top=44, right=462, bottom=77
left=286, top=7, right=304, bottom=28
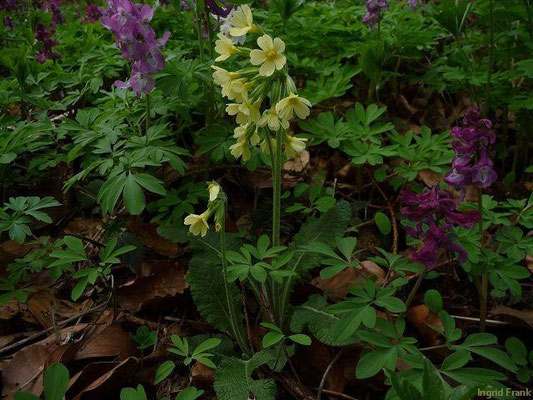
left=230, top=139, right=251, bottom=161
left=226, top=97, right=261, bottom=125
left=258, top=108, right=289, bottom=131
left=233, top=123, right=249, bottom=139
left=250, top=35, right=286, bottom=77
left=229, top=5, right=257, bottom=37
left=184, top=211, right=210, bottom=237
left=212, top=67, right=248, bottom=101
left=275, top=93, right=312, bottom=120
left=260, top=137, right=276, bottom=155
left=208, top=182, right=220, bottom=202
left=285, top=135, right=308, bottom=158
left=215, top=33, right=238, bottom=62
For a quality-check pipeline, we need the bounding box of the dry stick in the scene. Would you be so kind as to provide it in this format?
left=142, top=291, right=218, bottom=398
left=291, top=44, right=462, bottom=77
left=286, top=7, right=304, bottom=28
left=310, top=388, right=360, bottom=400
left=317, top=347, right=345, bottom=400
left=0, top=303, right=106, bottom=357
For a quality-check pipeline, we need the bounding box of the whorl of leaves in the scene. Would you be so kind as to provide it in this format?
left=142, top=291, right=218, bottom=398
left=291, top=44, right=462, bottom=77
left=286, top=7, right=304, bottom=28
left=290, top=295, right=358, bottom=346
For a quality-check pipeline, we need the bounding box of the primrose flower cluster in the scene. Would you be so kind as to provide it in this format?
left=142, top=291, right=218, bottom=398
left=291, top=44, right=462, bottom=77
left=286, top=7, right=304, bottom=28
left=444, top=107, right=497, bottom=193
left=184, top=182, right=225, bottom=237
left=212, top=5, right=311, bottom=161
left=363, top=0, right=388, bottom=28
left=401, top=186, right=480, bottom=268
left=101, top=0, right=170, bottom=97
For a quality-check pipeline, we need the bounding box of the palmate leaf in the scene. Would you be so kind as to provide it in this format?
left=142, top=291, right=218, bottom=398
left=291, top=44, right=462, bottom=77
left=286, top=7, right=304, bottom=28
left=187, top=231, right=244, bottom=334
left=289, top=200, right=351, bottom=276
left=214, top=351, right=276, bottom=400
left=290, top=295, right=357, bottom=346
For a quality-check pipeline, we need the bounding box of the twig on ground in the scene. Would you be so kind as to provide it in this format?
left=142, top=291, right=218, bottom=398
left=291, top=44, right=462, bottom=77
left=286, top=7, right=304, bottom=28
left=0, top=302, right=106, bottom=357
left=317, top=347, right=345, bottom=400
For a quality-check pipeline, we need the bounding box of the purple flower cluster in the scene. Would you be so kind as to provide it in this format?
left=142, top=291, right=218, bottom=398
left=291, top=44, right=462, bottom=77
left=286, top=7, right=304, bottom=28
left=363, top=0, right=388, bottom=28
left=408, top=0, right=418, bottom=11
left=86, top=4, right=103, bottom=23
left=207, top=0, right=232, bottom=18
left=42, top=0, right=64, bottom=25
left=444, top=107, right=497, bottom=192
left=0, top=0, right=17, bottom=10
left=101, top=0, right=170, bottom=97
left=3, top=16, right=13, bottom=29
left=401, top=186, right=480, bottom=267
left=34, top=22, right=60, bottom=63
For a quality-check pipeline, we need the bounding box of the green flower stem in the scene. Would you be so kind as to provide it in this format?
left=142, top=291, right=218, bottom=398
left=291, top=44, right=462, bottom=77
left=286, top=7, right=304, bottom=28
left=484, top=0, right=494, bottom=114
left=145, top=93, right=150, bottom=136
left=271, top=131, right=283, bottom=320
left=220, top=212, right=251, bottom=355
left=478, top=191, right=488, bottom=332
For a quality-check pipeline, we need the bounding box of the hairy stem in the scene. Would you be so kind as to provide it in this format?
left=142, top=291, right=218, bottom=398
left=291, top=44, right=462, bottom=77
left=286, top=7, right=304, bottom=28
left=484, top=0, right=494, bottom=114
left=220, top=213, right=251, bottom=355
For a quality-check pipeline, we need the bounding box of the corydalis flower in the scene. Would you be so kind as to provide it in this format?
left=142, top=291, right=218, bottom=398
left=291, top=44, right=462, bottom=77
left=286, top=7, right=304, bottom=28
left=101, top=0, right=170, bottom=97
left=43, top=0, right=64, bottom=25
left=86, top=4, right=103, bottom=23
left=34, top=22, right=60, bottom=63
left=444, top=107, right=497, bottom=192
left=3, top=16, right=13, bottom=29
left=401, top=186, right=479, bottom=267
left=363, top=0, right=388, bottom=28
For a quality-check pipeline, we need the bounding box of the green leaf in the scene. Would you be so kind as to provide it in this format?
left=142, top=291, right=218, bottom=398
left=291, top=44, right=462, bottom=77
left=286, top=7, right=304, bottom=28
left=134, top=173, right=166, bottom=195
left=14, top=392, right=41, bottom=400
left=374, top=212, right=391, bottom=235
left=193, top=338, right=222, bottom=355
left=422, top=358, right=445, bottom=400
left=187, top=232, right=244, bottom=334
left=44, top=363, right=69, bottom=400
left=154, top=360, right=175, bottom=384
left=176, top=387, right=205, bottom=400
left=356, top=347, right=397, bottom=379
left=424, top=290, right=443, bottom=313
left=441, top=350, right=471, bottom=371
left=214, top=351, right=276, bottom=400
left=288, top=334, right=311, bottom=345
left=124, top=174, right=145, bottom=215
left=263, top=331, right=284, bottom=348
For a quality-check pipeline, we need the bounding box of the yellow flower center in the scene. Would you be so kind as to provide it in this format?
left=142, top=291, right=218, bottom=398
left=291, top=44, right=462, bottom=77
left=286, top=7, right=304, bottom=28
left=266, top=49, right=278, bottom=60
left=288, top=97, right=298, bottom=104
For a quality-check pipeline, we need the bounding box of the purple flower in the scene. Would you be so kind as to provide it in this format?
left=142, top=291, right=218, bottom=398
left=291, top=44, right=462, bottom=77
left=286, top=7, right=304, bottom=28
left=207, top=0, right=232, bottom=18
left=101, top=0, right=170, bottom=97
left=401, top=186, right=479, bottom=267
left=34, top=22, right=60, bottom=63
left=408, top=0, right=418, bottom=10
left=363, top=0, right=388, bottom=28
left=3, top=16, right=14, bottom=29
left=86, top=4, right=103, bottom=23
left=43, top=0, right=64, bottom=25
left=444, top=107, right=497, bottom=192
left=0, top=0, right=17, bottom=10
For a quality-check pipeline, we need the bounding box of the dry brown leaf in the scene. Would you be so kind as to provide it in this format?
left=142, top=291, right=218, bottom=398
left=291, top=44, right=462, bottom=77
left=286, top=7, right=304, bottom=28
left=191, top=361, right=215, bottom=386
left=65, top=218, right=102, bottom=235
left=491, top=305, right=533, bottom=330
left=312, top=261, right=385, bottom=300
left=418, top=169, right=443, bottom=187
left=284, top=150, right=309, bottom=173
left=128, top=222, right=180, bottom=257
left=70, top=357, right=138, bottom=400
left=1, top=343, right=54, bottom=399
left=406, top=304, right=443, bottom=346
left=117, top=260, right=188, bottom=312
left=74, top=323, right=136, bottom=361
